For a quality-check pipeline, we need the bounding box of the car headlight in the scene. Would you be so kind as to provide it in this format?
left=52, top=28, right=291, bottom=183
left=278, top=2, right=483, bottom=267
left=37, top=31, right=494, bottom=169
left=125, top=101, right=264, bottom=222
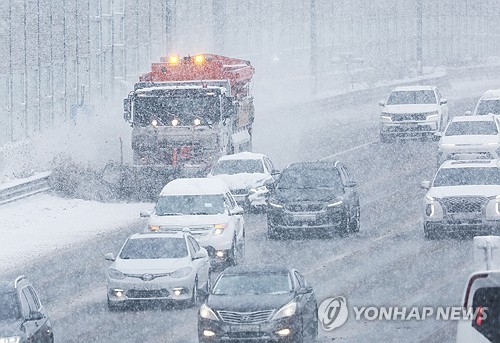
left=170, top=267, right=193, bottom=278
left=250, top=185, right=268, bottom=193
left=149, top=224, right=160, bottom=232
left=213, top=223, right=227, bottom=235
left=268, top=199, right=283, bottom=208
left=327, top=200, right=343, bottom=207
left=0, top=337, right=21, bottom=343
left=108, top=268, right=126, bottom=280
left=426, top=111, right=439, bottom=120
left=272, top=302, right=297, bottom=320
left=200, top=303, right=219, bottom=321
left=425, top=204, right=435, bottom=217
left=380, top=112, right=392, bottom=121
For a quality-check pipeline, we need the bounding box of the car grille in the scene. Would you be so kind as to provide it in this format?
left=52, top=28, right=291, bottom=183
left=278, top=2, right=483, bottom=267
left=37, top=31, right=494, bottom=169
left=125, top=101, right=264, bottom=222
left=218, top=310, right=274, bottom=324
left=286, top=203, right=325, bottom=212
left=160, top=226, right=212, bottom=236
left=126, top=289, right=169, bottom=299
left=441, top=197, right=487, bottom=214
left=391, top=113, right=428, bottom=121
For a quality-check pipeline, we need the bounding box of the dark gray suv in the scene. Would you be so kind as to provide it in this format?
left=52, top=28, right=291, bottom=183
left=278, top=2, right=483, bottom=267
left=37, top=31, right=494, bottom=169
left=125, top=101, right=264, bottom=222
left=0, top=276, right=54, bottom=343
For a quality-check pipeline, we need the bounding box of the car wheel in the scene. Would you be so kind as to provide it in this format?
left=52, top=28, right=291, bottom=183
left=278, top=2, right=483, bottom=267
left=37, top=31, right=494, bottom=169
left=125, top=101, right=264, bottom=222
left=349, top=204, right=360, bottom=233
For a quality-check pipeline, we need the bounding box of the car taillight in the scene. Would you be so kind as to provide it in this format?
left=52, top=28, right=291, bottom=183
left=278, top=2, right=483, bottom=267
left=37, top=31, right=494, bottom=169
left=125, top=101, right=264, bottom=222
left=476, top=306, right=484, bottom=326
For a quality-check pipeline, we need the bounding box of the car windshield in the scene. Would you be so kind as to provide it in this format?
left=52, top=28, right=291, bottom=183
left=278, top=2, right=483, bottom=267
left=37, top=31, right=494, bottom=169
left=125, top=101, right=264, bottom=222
left=445, top=121, right=498, bottom=136
left=277, top=168, right=343, bottom=193
left=155, top=194, right=225, bottom=215
left=476, top=99, right=500, bottom=115
left=119, top=237, right=188, bottom=259
left=0, top=290, right=21, bottom=321
left=433, top=167, right=500, bottom=187
left=472, top=287, right=500, bottom=341
left=212, top=273, right=292, bottom=296
left=386, top=90, right=437, bottom=105
left=211, top=159, right=264, bottom=175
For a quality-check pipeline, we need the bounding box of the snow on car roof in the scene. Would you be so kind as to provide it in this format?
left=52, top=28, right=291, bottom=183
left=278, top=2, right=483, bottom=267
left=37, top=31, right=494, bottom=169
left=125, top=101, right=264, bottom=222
left=129, top=232, right=186, bottom=239
left=440, top=159, right=500, bottom=169
left=481, top=89, right=500, bottom=100
left=159, top=177, right=229, bottom=196
left=392, top=85, right=435, bottom=91
left=451, top=114, right=496, bottom=122
left=217, top=151, right=266, bottom=161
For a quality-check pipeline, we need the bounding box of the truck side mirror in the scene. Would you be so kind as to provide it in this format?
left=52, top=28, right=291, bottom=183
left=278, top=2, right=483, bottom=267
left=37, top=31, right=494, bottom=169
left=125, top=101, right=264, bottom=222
left=124, top=98, right=131, bottom=122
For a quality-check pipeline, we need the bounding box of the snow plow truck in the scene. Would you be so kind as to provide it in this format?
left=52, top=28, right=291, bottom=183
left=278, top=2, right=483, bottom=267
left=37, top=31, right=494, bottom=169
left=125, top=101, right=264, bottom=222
left=119, top=53, right=255, bottom=199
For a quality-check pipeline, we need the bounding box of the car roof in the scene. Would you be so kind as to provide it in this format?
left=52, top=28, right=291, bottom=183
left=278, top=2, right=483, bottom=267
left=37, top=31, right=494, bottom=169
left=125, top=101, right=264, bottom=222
left=222, top=265, right=292, bottom=276
left=159, top=177, right=229, bottom=196
left=440, top=159, right=500, bottom=169
left=217, top=152, right=267, bottom=161
left=480, top=89, right=500, bottom=100
left=285, top=160, right=339, bottom=170
left=392, top=85, right=436, bottom=92
left=128, top=232, right=187, bottom=240
left=450, top=114, right=496, bottom=122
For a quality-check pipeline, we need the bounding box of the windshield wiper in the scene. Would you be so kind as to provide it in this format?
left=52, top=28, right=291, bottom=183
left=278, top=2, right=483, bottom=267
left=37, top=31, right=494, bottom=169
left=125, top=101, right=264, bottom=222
left=158, top=213, right=184, bottom=216
left=190, top=212, right=213, bottom=215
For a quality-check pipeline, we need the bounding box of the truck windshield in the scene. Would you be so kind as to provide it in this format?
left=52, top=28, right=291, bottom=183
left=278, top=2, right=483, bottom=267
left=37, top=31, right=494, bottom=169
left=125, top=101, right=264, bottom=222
left=133, top=94, right=220, bottom=126
left=155, top=194, right=225, bottom=215
left=387, top=90, right=437, bottom=105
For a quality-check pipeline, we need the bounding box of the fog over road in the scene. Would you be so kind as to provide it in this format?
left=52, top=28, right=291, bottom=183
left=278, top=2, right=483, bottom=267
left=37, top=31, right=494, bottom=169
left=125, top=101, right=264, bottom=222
left=1, top=92, right=481, bottom=342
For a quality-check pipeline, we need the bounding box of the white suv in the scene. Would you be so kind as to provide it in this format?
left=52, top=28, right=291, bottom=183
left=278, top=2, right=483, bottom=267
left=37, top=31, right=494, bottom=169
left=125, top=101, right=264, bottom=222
left=467, top=89, right=500, bottom=116
left=436, top=114, right=500, bottom=166
left=421, top=160, right=500, bottom=239
left=379, top=85, right=449, bottom=142
left=141, top=178, right=245, bottom=266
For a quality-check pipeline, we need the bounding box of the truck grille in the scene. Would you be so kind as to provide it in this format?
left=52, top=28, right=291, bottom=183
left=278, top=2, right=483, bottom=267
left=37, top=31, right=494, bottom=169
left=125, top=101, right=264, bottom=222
left=391, top=113, right=427, bottom=121
left=442, top=197, right=486, bottom=214
left=217, top=310, right=274, bottom=324
left=286, top=203, right=325, bottom=212
left=126, top=289, right=169, bottom=299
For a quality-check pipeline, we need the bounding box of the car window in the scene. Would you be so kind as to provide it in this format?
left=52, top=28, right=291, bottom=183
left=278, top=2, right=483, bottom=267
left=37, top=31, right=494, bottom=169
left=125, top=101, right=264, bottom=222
left=22, top=287, right=38, bottom=313
left=186, top=238, right=196, bottom=257
left=188, top=236, right=200, bottom=252
left=472, top=287, right=500, bottom=341
left=28, top=287, right=41, bottom=311
left=387, top=90, right=437, bottom=105
left=263, top=158, right=274, bottom=174
left=435, top=89, right=442, bottom=100
left=293, top=271, right=305, bottom=288
left=225, top=192, right=236, bottom=209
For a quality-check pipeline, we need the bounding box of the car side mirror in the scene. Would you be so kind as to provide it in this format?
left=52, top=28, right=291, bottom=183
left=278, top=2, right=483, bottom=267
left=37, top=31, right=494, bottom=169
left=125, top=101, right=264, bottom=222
left=193, top=250, right=207, bottom=260
left=297, top=286, right=313, bottom=295
left=420, top=181, right=431, bottom=190
left=378, top=100, right=385, bottom=107
left=345, top=180, right=357, bottom=188
left=440, top=98, right=448, bottom=105
left=28, top=311, right=44, bottom=321
left=232, top=206, right=244, bottom=216
left=140, top=210, right=151, bottom=218
left=105, top=253, right=116, bottom=261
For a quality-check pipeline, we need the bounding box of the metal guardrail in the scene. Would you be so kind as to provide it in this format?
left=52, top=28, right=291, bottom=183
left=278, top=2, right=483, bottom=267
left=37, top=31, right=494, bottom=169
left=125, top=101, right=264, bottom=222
left=0, top=172, right=52, bottom=205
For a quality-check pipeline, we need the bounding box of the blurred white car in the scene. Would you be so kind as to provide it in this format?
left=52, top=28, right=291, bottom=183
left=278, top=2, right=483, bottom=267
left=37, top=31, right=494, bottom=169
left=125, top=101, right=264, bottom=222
left=466, top=89, right=500, bottom=116
left=379, top=85, right=448, bottom=142
left=421, top=160, right=500, bottom=239
left=105, top=231, right=210, bottom=310
left=207, top=152, right=280, bottom=210
left=436, top=115, right=500, bottom=166
left=142, top=178, right=245, bottom=266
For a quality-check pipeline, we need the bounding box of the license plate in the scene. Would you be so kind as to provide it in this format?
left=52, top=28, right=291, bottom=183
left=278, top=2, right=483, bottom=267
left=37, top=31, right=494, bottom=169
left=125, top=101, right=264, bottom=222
left=293, top=214, right=317, bottom=221
left=230, top=324, right=260, bottom=332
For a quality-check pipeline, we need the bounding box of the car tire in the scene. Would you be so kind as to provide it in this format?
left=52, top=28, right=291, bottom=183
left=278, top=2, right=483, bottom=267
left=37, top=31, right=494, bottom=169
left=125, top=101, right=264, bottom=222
left=349, top=204, right=361, bottom=233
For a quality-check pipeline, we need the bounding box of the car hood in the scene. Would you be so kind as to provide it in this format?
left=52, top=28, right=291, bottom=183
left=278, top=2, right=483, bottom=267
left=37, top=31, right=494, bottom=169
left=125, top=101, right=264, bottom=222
left=440, top=135, right=499, bottom=146
left=382, top=104, right=440, bottom=114
left=272, top=188, right=340, bottom=203
left=0, top=319, right=21, bottom=338
left=428, top=185, right=500, bottom=198
left=207, top=293, right=295, bottom=312
left=208, top=173, right=270, bottom=190
left=148, top=214, right=228, bottom=227
left=111, top=257, right=191, bottom=274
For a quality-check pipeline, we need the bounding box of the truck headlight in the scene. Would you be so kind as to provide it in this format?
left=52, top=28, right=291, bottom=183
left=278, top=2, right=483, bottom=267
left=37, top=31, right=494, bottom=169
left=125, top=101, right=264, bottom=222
left=200, top=303, right=219, bottom=321
left=108, top=269, right=126, bottom=280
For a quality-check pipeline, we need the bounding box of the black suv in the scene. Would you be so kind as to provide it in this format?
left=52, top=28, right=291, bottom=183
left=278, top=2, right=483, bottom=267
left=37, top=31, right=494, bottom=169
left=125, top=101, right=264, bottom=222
left=0, top=276, right=54, bottom=343
left=267, top=161, right=360, bottom=238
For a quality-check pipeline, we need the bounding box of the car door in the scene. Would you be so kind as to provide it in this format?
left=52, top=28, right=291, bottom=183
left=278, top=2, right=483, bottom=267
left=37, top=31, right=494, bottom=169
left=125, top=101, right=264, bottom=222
left=293, top=270, right=316, bottom=331
left=188, top=236, right=210, bottom=288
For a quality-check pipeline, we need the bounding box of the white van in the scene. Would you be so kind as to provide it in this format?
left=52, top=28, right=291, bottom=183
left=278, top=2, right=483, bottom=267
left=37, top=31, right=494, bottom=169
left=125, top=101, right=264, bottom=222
left=467, top=89, right=500, bottom=116
left=456, top=236, right=500, bottom=342
left=141, top=178, right=245, bottom=266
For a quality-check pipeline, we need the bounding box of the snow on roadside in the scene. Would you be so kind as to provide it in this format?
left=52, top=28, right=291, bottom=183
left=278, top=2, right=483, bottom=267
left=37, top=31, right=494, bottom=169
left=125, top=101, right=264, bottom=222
left=0, top=193, right=153, bottom=273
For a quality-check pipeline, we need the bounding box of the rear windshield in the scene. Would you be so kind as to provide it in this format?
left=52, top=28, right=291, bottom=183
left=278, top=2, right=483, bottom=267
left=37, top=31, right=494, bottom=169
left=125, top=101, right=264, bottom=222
left=472, top=287, right=500, bottom=341
left=476, top=99, right=500, bottom=115
left=387, top=90, right=437, bottom=105
left=445, top=121, right=498, bottom=136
